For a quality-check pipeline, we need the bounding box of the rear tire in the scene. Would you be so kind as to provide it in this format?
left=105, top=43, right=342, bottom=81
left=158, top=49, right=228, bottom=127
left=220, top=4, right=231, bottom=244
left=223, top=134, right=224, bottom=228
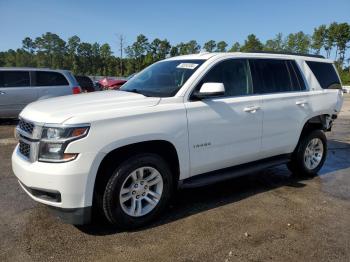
left=102, top=153, right=173, bottom=229
left=287, top=129, right=327, bottom=177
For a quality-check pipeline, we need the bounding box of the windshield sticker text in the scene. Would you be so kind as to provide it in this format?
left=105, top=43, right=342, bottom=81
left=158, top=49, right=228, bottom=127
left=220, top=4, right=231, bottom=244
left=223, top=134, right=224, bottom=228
left=176, top=63, right=199, bottom=70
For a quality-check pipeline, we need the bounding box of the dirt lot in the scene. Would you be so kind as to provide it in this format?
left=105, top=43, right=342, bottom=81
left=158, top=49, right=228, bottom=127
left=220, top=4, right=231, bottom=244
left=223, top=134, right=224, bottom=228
left=1, top=96, right=350, bottom=262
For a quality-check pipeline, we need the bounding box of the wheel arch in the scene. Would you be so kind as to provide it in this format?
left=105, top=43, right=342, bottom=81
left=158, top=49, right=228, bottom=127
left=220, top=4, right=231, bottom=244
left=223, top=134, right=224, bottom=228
left=301, top=114, right=332, bottom=133
left=294, top=114, right=332, bottom=152
left=91, top=140, right=181, bottom=206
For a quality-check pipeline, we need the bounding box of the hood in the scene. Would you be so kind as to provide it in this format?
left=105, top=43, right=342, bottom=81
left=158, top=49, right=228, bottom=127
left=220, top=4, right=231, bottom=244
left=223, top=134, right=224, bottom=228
left=20, top=91, right=160, bottom=124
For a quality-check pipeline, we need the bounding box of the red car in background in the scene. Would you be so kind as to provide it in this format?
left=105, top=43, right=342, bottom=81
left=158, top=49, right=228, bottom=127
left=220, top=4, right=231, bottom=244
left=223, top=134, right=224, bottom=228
left=99, top=78, right=127, bottom=90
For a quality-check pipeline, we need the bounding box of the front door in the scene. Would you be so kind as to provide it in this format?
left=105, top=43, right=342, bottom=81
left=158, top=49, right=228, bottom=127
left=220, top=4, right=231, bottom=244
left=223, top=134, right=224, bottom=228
left=185, top=59, right=263, bottom=176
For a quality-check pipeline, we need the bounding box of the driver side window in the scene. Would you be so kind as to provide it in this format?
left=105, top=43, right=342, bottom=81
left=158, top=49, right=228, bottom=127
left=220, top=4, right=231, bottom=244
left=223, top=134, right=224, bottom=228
left=196, top=59, right=253, bottom=97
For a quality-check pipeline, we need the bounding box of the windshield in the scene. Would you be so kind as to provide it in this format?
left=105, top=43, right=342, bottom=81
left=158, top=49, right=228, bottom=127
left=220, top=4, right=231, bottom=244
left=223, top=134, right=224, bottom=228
left=120, top=59, right=205, bottom=97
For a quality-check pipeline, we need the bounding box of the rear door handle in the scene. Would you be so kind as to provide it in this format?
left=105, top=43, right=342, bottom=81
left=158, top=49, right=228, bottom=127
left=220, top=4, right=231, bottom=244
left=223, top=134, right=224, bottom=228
left=296, top=100, right=308, bottom=106
left=244, top=106, right=260, bottom=113
left=0, top=91, right=6, bottom=95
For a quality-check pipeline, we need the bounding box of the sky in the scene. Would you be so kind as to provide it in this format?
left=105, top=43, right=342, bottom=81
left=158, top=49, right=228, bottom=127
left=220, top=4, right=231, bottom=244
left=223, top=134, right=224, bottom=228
left=1, top=0, right=350, bottom=55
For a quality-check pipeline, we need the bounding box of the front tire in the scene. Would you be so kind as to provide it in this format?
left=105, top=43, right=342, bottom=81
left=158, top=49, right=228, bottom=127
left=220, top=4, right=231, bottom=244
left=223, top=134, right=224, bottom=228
left=102, top=153, right=173, bottom=229
left=287, top=129, right=327, bottom=177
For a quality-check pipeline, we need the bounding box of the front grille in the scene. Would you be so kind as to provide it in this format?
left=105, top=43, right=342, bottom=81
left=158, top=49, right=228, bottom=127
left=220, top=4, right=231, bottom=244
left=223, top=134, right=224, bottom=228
left=18, top=119, right=34, bottom=135
left=16, top=119, right=40, bottom=162
left=19, top=141, right=31, bottom=158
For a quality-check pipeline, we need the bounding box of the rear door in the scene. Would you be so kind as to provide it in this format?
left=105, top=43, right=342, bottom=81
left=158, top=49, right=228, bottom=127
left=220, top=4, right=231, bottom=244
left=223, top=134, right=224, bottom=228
left=0, top=70, right=37, bottom=117
left=33, top=71, right=71, bottom=99
left=249, top=59, right=310, bottom=157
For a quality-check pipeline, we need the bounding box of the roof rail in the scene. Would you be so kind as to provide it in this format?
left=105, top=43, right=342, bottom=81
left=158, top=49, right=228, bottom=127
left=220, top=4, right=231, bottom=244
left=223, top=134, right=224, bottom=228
left=242, top=51, right=325, bottom=59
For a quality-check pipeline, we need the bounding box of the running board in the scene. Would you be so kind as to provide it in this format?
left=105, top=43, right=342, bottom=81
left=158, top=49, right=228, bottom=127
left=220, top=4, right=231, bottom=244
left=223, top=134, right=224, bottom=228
left=179, top=154, right=291, bottom=189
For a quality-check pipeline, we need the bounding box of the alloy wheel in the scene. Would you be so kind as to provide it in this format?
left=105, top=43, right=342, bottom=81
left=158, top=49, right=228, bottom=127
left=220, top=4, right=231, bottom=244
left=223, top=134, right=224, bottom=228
left=304, top=138, right=324, bottom=170
left=119, top=166, right=163, bottom=217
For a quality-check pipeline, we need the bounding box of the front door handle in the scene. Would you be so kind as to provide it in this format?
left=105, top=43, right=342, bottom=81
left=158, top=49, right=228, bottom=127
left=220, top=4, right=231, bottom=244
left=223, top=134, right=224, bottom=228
left=0, top=91, right=6, bottom=95
left=244, top=106, right=260, bottom=113
left=296, top=100, right=308, bottom=106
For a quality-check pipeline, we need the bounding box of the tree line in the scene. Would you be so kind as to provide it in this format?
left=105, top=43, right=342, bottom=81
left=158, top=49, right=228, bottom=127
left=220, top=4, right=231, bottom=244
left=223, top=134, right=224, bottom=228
left=0, top=22, right=349, bottom=83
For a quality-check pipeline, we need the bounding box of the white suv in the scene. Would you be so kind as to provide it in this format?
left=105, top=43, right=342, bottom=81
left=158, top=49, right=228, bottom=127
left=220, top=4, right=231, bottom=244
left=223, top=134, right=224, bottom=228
left=12, top=52, right=344, bottom=229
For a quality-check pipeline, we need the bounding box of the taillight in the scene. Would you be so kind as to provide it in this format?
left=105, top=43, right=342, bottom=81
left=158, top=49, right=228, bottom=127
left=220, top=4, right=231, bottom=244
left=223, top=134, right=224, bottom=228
left=72, top=86, right=82, bottom=94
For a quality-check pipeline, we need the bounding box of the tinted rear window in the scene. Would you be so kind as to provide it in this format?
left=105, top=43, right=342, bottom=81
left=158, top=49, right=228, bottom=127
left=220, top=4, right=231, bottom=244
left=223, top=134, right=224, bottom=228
left=250, top=59, right=296, bottom=94
left=0, top=71, right=30, bottom=87
left=35, top=71, right=69, bottom=86
left=306, top=61, right=341, bottom=89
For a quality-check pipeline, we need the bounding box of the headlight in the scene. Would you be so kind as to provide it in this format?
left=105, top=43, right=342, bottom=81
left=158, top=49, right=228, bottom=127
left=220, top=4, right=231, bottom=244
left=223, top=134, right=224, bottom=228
left=39, top=125, right=89, bottom=163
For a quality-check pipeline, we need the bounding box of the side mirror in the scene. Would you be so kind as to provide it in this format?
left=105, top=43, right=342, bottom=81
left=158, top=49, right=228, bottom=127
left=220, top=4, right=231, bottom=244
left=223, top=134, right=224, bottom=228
left=193, top=82, right=225, bottom=99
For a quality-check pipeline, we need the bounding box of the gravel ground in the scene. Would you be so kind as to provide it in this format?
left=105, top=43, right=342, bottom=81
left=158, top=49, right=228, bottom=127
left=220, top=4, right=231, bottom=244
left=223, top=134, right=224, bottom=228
left=0, top=96, right=349, bottom=262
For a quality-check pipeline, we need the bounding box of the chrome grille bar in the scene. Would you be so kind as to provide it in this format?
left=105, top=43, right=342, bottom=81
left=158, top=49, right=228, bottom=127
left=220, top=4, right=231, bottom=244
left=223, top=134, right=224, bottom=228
left=16, top=118, right=42, bottom=162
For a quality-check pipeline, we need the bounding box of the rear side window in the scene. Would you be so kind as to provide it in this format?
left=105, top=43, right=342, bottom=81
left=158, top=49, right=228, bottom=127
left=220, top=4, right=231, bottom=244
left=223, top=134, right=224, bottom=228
left=250, top=59, right=297, bottom=94
left=35, top=71, right=69, bottom=86
left=196, top=59, right=253, bottom=97
left=306, top=61, right=341, bottom=89
left=0, top=71, right=30, bottom=87
left=288, top=61, right=306, bottom=90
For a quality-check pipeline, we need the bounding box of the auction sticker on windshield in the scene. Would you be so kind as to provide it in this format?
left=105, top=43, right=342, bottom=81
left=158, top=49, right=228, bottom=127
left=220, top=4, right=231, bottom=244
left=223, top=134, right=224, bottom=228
left=176, top=63, right=199, bottom=70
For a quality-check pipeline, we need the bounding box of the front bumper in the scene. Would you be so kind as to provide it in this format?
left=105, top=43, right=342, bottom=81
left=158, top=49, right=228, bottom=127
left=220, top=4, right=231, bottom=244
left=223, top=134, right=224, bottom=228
left=49, top=206, right=92, bottom=225
left=18, top=179, right=91, bottom=224
left=12, top=144, right=97, bottom=209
